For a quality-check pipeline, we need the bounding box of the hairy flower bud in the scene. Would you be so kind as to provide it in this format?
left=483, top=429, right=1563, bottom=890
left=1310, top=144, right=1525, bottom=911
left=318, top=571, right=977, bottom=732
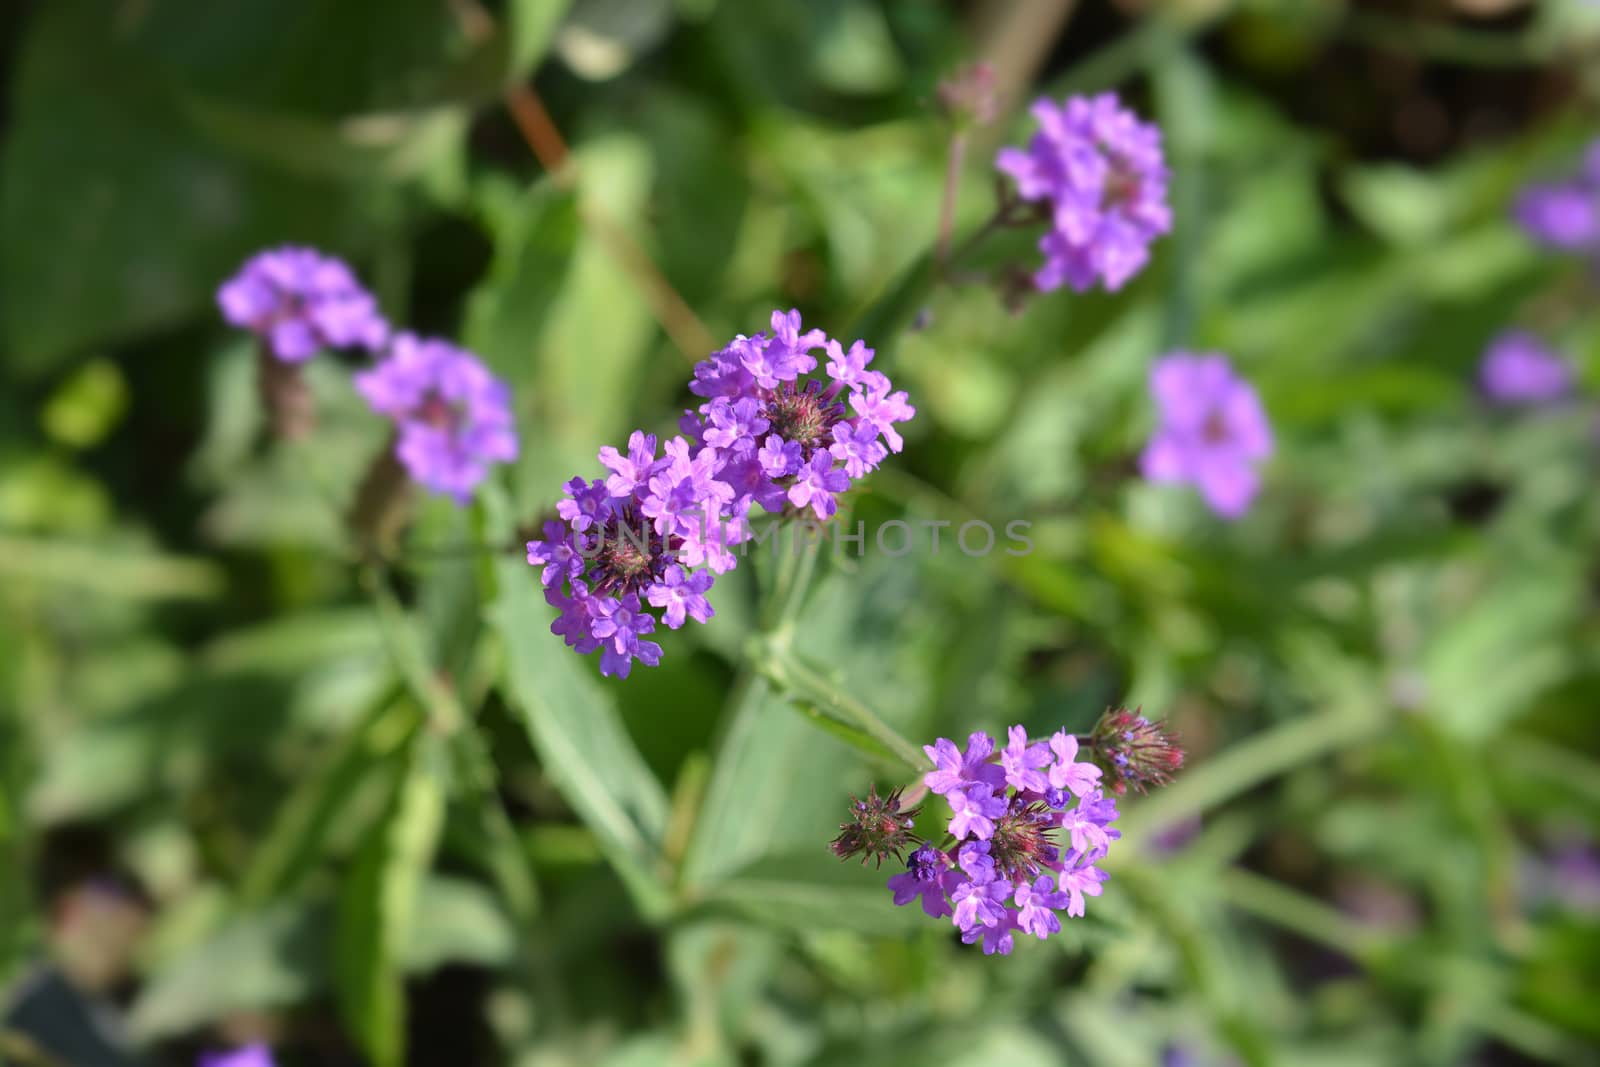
left=830, top=785, right=921, bottom=868
left=937, top=63, right=998, bottom=129
left=1090, top=707, right=1184, bottom=794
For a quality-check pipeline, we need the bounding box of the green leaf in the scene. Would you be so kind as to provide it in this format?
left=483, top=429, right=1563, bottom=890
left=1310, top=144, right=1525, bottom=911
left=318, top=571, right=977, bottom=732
left=130, top=902, right=326, bottom=1039
left=0, top=1, right=359, bottom=376
left=510, top=0, right=577, bottom=75
left=489, top=556, right=673, bottom=917
left=237, top=686, right=406, bottom=907
left=335, top=735, right=446, bottom=1067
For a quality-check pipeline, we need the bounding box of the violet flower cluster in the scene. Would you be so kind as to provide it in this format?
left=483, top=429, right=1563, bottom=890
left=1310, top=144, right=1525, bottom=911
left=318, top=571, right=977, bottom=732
left=198, top=1046, right=276, bottom=1067
left=217, top=246, right=518, bottom=504
left=527, top=310, right=912, bottom=678
left=355, top=334, right=519, bottom=503
left=997, top=92, right=1172, bottom=293
left=1141, top=352, right=1273, bottom=519
left=1514, top=140, right=1600, bottom=257
left=888, top=726, right=1119, bottom=955
left=1478, top=330, right=1573, bottom=408
left=218, top=246, right=389, bottom=361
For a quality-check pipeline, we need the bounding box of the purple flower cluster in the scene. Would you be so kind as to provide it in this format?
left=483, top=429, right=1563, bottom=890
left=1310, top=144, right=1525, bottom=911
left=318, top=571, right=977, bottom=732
left=685, top=309, right=914, bottom=521
left=217, top=246, right=389, bottom=361
left=1514, top=141, right=1600, bottom=255
left=997, top=92, right=1172, bottom=293
left=198, top=1047, right=276, bottom=1067
left=355, top=333, right=519, bottom=503
left=888, top=726, right=1118, bottom=955
left=1478, top=330, right=1573, bottom=407
left=1141, top=352, right=1272, bottom=519
left=527, top=311, right=911, bottom=678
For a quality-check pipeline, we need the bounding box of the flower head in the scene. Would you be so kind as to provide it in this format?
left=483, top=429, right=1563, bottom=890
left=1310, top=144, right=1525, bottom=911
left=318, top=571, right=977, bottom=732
left=1515, top=141, right=1600, bottom=254
left=1140, top=353, right=1272, bottom=519
left=199, top=1047, right=276, bottom=1067
left=355, top=333, right=518, bottom=503
left=1478, top=331, right=1573, bottom=407
left=996, top=92, right=1171, bottom=293
left=883, top=723, right=1126, bottom=954
left=684, top=310, right=912, bottom=524
left=218, top=246, right=388, bottom=361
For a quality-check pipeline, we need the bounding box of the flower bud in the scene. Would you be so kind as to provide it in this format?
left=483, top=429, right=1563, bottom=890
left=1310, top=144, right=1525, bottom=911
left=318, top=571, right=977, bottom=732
left=1090, top=707, right=1184, bottom=794
left=829, top=785, right=921, bottom=868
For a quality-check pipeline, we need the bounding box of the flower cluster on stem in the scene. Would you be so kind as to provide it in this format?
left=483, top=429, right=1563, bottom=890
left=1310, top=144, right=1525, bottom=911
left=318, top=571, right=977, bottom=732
left=527, top=309, right=913, bottom=677
left=885, top=725, right=1120, bottom=955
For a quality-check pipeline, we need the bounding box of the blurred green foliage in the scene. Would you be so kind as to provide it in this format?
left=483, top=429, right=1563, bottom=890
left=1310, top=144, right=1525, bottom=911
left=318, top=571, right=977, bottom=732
left=3, top=1, right=1600, bottom=1065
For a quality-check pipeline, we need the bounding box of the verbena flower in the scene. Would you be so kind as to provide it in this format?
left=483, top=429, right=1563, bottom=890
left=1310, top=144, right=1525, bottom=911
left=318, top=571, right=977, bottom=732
left=1140, top=353, right=1272, bottom=519
left=1514, top=140, right=1600, bottom=253
left=996, top=92, right=1171, bottom=293
left=198, top=1046, right=276, bottom=1067
left=1478, top=331, right=1573, bottom=407
left=885, top=724, right=1121, bottom=955
left=218, top=246, right=388, bottom=361
left=685, top=310, right=913, bottom=523
left=530, top=311, right=910, bottom=678
left=527, top=431, right=733, bottom=679
left=355, top=333, right=519, bottom=504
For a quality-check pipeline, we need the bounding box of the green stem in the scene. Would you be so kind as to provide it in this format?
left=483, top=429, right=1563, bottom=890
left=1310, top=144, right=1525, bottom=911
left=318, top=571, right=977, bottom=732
left=754, top=642, right=926, bottom=773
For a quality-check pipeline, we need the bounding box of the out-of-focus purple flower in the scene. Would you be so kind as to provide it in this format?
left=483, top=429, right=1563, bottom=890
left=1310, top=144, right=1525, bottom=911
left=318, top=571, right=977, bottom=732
left=1515, top=139, right=1600, bottom=253
left=885, top=722, right=1126, bottom=954
left=1140, top=353, right=1272, bottom=519
left=355, top=333, right=518, bottom=503
left=198, top=1046, right=276, bottom=1067
left=996, top=92, right=1171, bottom=293
left=218, top=247, right=388, bottom=361
left=1478, top=331, right=1573, bottom=407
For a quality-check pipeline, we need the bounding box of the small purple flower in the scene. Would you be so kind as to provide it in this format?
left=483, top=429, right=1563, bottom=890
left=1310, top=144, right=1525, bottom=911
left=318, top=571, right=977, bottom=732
left=217, top=247, right=388, bottom=361
left=599, top=431, right=659, bottom=498
left=848, top=383, right=915, bottom=454
left=757, top=434, right=802, bottom=478
left=961, top=915, right=1016, bottom=956
left=642, top=437, right=735, bottom=537
left=556, top=477, right=609, bottom=533
left=951, top=875, right=1012, bottom=932
left=1061, top=790, right=1121, bottom=855
left=923, top=732, right=1006, bottom=796
left=1047, top=730, right=1103, bottom=797
left=526, top=520, right=585, bottom=588
left=1479, top=331, right=1572, bottom=407
left=829, top=421, right=888, bottom=478
left=1515, top=179, right=1600, bottom=251
left=589, top=593, right=663, bottom=678
left=355, top=333, right=518, bottom=503
left=1055, top=853, right=1109, bottom=917
left=824, top=339, right=876, bottom=388
left=958, top=839, right=997, bottom=883
left=702, top=398, right=769, bottom=455
left=1013, top=874, right=1064, bottom=939
left=887, top=845, right=955, bottom=919
left=1000, top=725, right=1052, bottom=794
left=199, top=1045, right=277, bottom=1067
left=1140, top=352, right=1272, bottom=519
left=996, top=93, right=1171, bottom=293
left=948, top=783, right=1008, bottom=840
left=786, top=451, right=850, bottom=520
left=645, top=564, right=715, bottom=629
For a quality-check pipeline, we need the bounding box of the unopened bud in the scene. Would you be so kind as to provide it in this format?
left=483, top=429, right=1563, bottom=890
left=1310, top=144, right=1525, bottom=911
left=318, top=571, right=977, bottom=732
left=937, top=63, right=999, bottom=129
left=829, top=785, right=921, bottom=868
left=1090, top=707, right=1185, bottom=794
